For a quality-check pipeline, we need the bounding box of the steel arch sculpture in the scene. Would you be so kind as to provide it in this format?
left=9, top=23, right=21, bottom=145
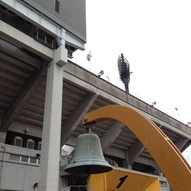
left=82, top=105, right=191, bottom=191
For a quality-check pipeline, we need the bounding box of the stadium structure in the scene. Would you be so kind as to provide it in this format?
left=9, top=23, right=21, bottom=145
left=0, top=1, right=191, bottom=191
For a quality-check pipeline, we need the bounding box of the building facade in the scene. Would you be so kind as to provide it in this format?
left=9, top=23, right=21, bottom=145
left=0, top=1, right=191, bottom=190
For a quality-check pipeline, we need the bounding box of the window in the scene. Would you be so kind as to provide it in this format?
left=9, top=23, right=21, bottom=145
left=20, top=156, right=29, bottom=162
left=26, top=139, right=35, bottom=149
left=30, top=157, right=37, bottom=164
left=14, top=136, right=23, bottom=147
left=20, top=156, right=40, bottom=164
left=55, top=0, right=60, bottom=13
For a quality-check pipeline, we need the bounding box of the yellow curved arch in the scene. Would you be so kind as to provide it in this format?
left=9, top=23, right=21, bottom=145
left=82, top=105, right=191, bottom=191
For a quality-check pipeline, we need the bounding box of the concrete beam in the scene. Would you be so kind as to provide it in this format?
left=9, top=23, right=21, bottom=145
left=128, top=139, right=145, bottom=165
left=175, top=137, right=189, bottom=152
left=9, top=122, right=42, bottom=138
left=136, top=156, right=158, bottom=170
left=0, top=62, right=47, bottom=132
left=0, top=39, right=41, bottom=68
left=100, top=121, right=123, bottom=152
left=104, top=147, right=126, bottom=159
left=61, top=93, right=98, bottom=146
left=0, top=21, right=53, bottom=60
left=65, top=137, right=76, bottom=147
left=63, top=62, right=191, bottom=137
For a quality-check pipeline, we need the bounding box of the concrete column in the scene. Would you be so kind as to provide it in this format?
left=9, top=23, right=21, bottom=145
left=122, top=150, right=130, bottom=169
left=38, top=45, right=67, bottom=191
left=0, top=132, right=6, bottom=143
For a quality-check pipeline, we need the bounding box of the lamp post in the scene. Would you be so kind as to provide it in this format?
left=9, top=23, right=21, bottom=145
left=175, top=107, right=181, bottom=121
left=87, top=51, right=92, bottom=72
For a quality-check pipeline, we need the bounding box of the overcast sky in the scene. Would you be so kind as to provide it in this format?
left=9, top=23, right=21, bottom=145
left=72, top=0, right=191, bottom=164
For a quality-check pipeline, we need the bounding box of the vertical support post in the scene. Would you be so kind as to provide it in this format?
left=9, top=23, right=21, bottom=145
left=38, top=43, right=67, bottom=191
left=0, top=132, right=6, bottom=143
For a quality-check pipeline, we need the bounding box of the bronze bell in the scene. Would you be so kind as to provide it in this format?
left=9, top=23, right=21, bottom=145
left=64, top=133, right=113, bottom=175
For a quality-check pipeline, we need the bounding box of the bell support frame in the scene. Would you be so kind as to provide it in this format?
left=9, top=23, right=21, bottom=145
left=82, top=105, right=191, bottom=191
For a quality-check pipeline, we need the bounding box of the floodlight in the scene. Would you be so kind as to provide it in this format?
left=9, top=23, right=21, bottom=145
left=117, top=53, right=130, bottom=93
left=98, top=70, right=104, bottom=77
left=151, top=101, right=156, bottom=107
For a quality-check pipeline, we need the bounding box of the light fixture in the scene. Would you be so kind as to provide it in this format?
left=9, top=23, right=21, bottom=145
left=98, top=70, right=104, bottom=77
left=86, top=51, right=92, bottom=61
left=151, top=101, right=156, bottom=107
left=175, top=107, right=181, bottom=120
left=24, top=128, right=29, bottom=134
left=33, top=183, right=38, bottom=189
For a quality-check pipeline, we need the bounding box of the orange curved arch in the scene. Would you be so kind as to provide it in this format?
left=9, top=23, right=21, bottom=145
left=82, top=105, right=191, bottom=191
